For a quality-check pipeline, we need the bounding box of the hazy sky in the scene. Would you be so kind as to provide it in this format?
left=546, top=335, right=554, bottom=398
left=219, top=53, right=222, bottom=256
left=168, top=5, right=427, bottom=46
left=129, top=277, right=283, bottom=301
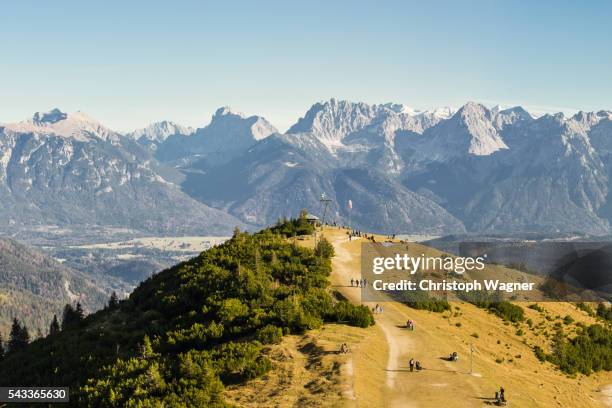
left=1, top=0, right=611, bottom=132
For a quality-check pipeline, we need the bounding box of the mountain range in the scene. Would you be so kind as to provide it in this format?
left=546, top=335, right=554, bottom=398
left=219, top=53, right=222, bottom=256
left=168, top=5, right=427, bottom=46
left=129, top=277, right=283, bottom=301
left=2, top=99, right=612, bottom=237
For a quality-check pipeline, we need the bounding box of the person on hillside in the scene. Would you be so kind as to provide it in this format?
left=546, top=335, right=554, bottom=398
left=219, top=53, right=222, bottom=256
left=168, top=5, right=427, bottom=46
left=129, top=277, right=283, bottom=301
left=363, top=278, right=368, bottom=287
left=351, top=278, right=354, bottom=287
left=415, top=361, right=422, bottom=371
left=409, top=358, right=415, bottom=372
left=340, top=343, right=349, bottom=354
left=499, top=386, right=505, bottom=403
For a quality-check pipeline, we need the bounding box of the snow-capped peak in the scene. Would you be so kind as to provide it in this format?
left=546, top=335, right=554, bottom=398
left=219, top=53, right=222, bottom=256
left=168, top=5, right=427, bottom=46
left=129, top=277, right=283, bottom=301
left=3, top=109, right=120, bottom=142
left=128, top=121, right=194, bottom=142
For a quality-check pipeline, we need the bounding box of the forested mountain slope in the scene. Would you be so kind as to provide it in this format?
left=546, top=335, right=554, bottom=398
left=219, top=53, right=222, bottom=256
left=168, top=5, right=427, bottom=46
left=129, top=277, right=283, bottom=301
left=0, top=218, right=373, bottom=406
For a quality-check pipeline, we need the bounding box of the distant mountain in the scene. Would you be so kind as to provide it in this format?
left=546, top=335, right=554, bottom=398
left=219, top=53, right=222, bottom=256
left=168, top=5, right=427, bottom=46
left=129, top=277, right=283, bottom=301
left=4, top=101, right=612, bottom=237
left=0, top=109, right=247, bottom=238
left=0, top=237, right=108, bottom=336
left=154, top=107, right=277, bottom=166
left=174, top=99, right=612, bottom=235
left=128, top=120, right=194, bottom=152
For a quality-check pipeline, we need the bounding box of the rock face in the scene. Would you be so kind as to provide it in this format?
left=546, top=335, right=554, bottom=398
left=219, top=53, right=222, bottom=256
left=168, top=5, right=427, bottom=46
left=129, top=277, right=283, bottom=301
left=154, top=107, right=277, bottom=166
left=128, top=121, right=194, bottom=152
left=171, top=100, right=612, bottom=235
left=4, top=102, right=612, bottom=236
left=0, top=109, right=246, bottom=237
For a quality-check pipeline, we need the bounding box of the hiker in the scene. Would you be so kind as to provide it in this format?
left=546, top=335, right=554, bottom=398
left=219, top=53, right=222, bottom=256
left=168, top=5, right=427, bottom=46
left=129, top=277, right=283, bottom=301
left=363, top=278, right=368, bottom=287
left=340, top=343, right=349, bottom=354
left=415, top=361, right=422, bottom=371
left=449, top=352, right=458, bottom=361
left=374, top=304, right=380, bottom=314
left=409, top=358, right=415, bottom=372
left=499, top=386, right=505, bottom=403
left=407, top=319, right=412, bottom=329
left=350, top=278, right=354, bottom=287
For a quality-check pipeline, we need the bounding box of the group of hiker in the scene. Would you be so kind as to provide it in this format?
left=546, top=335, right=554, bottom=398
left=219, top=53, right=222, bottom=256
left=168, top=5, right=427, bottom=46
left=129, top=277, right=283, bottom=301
left=372, top=304, right=384, bottom=314
left=495, top=386, right=506, bottom=405
left=408, top=358, right=422, bottom=372
left=347, top=230, right=377, bottom=242
left=339, top=343, right=350, bottom=354
left=350, top=278, right=368, bottom=288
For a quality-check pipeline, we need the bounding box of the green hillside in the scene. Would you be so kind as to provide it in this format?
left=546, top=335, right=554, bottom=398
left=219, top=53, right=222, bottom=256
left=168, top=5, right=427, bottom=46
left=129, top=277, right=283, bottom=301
left=0, top=221, right=373, bottom=407
left=0, top=238, right=108, bottom=337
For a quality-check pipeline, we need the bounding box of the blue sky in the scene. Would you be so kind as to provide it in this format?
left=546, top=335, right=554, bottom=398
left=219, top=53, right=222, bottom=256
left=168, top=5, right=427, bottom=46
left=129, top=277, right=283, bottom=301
left=1, top=0, right=611, bottom=131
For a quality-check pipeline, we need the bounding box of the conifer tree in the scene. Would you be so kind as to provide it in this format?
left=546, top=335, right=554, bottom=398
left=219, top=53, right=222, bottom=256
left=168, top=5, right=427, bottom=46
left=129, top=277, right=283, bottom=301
left=75, top=302, right=85, bottom=320
left=108, top=291, right=119, bottom=310
left=49, top=314, right=60, bottom=335
left=62, top=304, right=83, bottom=330
left=8, top=318, right=29, bottom=352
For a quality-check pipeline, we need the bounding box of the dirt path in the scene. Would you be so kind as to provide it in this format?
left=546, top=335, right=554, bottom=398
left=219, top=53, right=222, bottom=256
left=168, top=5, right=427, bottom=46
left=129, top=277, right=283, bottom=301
left=324, top=228, right=495, bottom=407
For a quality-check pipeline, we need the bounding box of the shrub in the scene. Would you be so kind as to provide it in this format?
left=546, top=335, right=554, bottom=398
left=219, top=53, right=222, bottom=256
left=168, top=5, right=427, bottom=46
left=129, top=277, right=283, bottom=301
left=256, top=325, right=283, bottom=345
left=397, top=289, right=450, bottom=313
left=332, top=301, right=375, bottom=328
left=534, top=345, right=547, bottom=361
left=528, top=303, right=544, bottom=313
left=314, top=237, right=335, bottom=258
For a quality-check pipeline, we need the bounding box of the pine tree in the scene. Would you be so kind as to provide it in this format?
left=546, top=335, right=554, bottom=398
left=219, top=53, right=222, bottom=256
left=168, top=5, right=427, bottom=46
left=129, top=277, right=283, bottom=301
left=49, top=314, right=60, bottom=335
left=62, top=303, right=83, bottom=330
left=138, top=335, right=154, bottom=359
left=108, top=291, right=119, bottom=310
left=8, top=318, right=29, bottom=352
left=75, top=302, right=85, bottom=320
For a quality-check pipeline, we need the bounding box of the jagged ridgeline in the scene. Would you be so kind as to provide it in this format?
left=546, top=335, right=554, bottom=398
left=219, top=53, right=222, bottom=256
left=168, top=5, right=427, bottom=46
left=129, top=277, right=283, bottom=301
left=0, top=221, right=373, bottom=407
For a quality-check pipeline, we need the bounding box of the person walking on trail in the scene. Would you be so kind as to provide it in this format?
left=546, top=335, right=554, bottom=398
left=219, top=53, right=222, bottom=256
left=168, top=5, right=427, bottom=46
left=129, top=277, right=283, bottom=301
left=350, top=278, right=354, bottom=287
left=409, top=358, right=415, bottom=372
left=415, top=361, right=422, bottom=371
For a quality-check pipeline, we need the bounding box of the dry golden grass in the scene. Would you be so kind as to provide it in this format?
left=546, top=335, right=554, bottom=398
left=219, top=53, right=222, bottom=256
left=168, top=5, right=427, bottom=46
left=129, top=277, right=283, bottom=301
left=319, top=226, right=612, bottom=407
left=228, top=226, right=612, bottom=407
